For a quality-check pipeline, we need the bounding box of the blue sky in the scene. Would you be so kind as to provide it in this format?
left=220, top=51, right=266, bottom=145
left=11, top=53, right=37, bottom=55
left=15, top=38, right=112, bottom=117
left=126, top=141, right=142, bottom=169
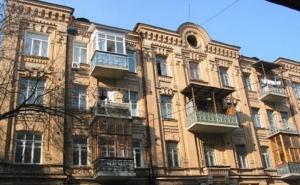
left=47, top=0, right=300, bottom=61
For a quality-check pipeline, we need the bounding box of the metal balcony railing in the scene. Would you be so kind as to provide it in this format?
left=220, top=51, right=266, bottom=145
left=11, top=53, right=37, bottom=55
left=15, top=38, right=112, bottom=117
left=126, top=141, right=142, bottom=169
left=268, top=123, right=299, bottom=136
left=260, top=85, right=287, bottom=99
left=277, top=163, right=300, bottom=179
left=187, top=110, right=238, bottom=127
left=92, top=50, right=128, bottom=70
left=92, top=100, right=132, bottom=119
left=94, top=158, right=135, bottom=178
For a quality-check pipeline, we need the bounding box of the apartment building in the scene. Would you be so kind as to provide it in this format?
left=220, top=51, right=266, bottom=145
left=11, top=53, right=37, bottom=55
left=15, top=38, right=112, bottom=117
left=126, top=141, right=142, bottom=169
left=0, top=0, right=299, bottom=185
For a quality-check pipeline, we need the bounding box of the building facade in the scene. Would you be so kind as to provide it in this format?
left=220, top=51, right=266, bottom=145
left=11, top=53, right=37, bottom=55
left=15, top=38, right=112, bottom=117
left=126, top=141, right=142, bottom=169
left=0, top=0, right=300, bottom=185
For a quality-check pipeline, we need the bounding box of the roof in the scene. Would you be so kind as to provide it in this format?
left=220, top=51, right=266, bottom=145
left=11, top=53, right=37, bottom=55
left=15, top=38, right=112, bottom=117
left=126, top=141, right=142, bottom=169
left=266, top=0, right=300, bottom=11
left=275, top=57, right=300, bottom=65
left=252, top=60, right=280, bottom=70
left=26, top=0, right=74, bottom=13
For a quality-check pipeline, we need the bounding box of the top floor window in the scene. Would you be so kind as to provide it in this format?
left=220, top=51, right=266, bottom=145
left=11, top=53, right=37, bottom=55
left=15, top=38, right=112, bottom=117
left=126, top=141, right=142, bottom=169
left=160, top=95, right=173, bottom=119
left=236, top=144, right=247, bottom=168
left=127, top=50, right=136, bottom=73
left=189, top=63, right=200, bottom=80
left=19, top=78, right=45, bottom=105
left=73, top=42, right=87, bottom=65
left=219, top=67, right=231, bottom=87
left=24, top=32, right=49, bottom=57
left=156, top=55, right=168, bottom=76
left=292, top=83, right=300, bottom=100
left=244, top=73, right=253, bottom=91
left=72, top=86, right=87, bottom=111
left=98, top=32, right=125, bottom=54
left=251, top=108, right=262, bottom=128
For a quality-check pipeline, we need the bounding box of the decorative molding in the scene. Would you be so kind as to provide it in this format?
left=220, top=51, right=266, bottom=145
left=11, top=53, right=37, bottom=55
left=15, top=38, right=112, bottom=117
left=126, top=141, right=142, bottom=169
left=158, top=87, right=176, bottom=96
left=151, top=43, right=173, bottom=56
left=206, top=43, right=239, bottom=59
left=140, top=29, right=183, bottom=47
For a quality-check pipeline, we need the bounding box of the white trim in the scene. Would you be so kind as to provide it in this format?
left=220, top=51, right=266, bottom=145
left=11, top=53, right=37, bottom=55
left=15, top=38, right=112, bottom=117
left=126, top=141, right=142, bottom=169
left=95, top=30, right=126, bottom=55
left=24, top=32, right=49, bottom=57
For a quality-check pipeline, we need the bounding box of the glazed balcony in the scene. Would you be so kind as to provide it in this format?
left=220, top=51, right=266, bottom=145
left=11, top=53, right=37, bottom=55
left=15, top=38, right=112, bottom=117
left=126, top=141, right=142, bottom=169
left=94, top=158, right=135, bottom=180
left=91, top=50, right=128, bottom=79
left=268, top=123, right=299, bottom=138
left=92, top=100, right=132, bottom=119
left=260, top=85, right=287, bottom=102
left=186, top=110, right=238, bottom=133
left=277, top=163, right=300, bottom=179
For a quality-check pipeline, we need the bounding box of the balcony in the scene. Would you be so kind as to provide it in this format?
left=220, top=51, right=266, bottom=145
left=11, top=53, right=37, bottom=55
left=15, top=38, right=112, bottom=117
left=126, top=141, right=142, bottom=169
left=260, top=85, right=287, bottom=102
left=94, top=158, right=135, bottom=180
left=203, top=166, right=230, bottom=177
left=277, top=163, right=300, bottom=179
left=267, top=123, right=299, bottom=138
left=186, top=110, right=238, bottom=133
left=91, top=50, right=128, bottom=79
left=92, top=101, right=132, bottom=119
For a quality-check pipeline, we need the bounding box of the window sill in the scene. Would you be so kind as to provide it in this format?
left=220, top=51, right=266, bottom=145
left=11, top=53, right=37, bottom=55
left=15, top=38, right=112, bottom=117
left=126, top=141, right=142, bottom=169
left=22, top=54, right=49, bottom=60
left=190, top=78, right=208, bottom=83
left=255, top=127, right=266, bottom=130
left=158, top=74, right=172, bottom=78
left=162, top=118, right=177, bottom=122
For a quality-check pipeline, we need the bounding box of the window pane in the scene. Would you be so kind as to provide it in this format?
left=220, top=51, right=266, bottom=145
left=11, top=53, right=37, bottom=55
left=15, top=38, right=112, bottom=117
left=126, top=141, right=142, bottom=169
left=41, top=41, right=48, bottom=57
left=127, top=51, right=136, bottom=72
left=24, top=37, right=32, bottom=55
left=81, top=150, right=87, bottom=165
left=15, top=145, right=23, bottom=163
left=81, top=48, right=87, bottom=63
left=116, top=42, right=124, bottom=54
left=33, top=147, right=41, bottom=163
left=32, top=39, right=41, bottom=56
left=24, top=141, right=32, bottom=163
left=73, top=47, right=80, bottom=62
left=107, top=40, right=115, bottom=53
left=73, top=150, right=79, bottom=166
left=99, top=39, right=105, bottom=51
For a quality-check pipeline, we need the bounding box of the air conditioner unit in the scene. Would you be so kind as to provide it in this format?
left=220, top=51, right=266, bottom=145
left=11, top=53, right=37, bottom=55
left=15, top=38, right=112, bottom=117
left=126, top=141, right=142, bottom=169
left=72, top=62, right=80, bottom=68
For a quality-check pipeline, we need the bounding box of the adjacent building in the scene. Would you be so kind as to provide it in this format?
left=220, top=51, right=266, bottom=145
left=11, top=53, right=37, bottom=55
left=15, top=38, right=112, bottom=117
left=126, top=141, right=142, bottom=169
left=0, top=0, right=300, bottom=185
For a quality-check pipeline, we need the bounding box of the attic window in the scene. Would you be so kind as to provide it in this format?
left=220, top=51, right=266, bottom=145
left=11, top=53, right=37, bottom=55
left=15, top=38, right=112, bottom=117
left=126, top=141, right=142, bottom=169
left=187, top=35, right=198, bottom=48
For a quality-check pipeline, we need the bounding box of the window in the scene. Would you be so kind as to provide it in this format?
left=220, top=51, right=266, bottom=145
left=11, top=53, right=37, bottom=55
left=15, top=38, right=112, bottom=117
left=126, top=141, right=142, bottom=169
left=72, top=86, right=87, bottom=111
left=127, top=50, right=136, bottom=73
left=251, top=108, right=262, bottom=128
left=19, top=78, right=45, bottom=105
left=292, top=83, right=300, bottom=100
left=189, top=63, right=200, bottom=80
left=160, top=95, right=173, bottom=119
left=166, top=141, right=180, bottom=167
left=133, top=141, right=143, bottom=168
left=98, top=33, right=125, bottom=54
left=280, top=112, right=288, bottom=126
left=15, top=132, right=42, bottom=164
left=261, top=146, right=271, bottom=169
left=73, top=137, right=87, bottom=166
left=219, top=67, right=231, bottom=87
left=267, top=110, right=276, bottom=130
left=204, top=144, right=215, bottom=167
left=73, top=42, right=87, bottom=65
left=24, top=32, right=48, bottom=57
left=236, top=144, right=247, bottom=168
left=156, top=55, right=168, bottom=76
left=244, top=74, right=253, bottom=91
left=123, top=91, right=138, bottom=117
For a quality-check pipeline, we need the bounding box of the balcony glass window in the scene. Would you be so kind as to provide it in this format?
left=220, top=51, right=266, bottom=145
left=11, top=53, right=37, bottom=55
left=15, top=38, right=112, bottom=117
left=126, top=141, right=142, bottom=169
left=73, top=137, right=87, bottom=166
left=98, top=33, right=125, bottom=54
left=133, top=141, right=143, bottom=168
left=15, top=132, right=42, bottom=164
left=244, top=74, right=253, bottom=91
left=292, top=83, right=300, bottom=100
left=160, top=95, right=173, bottom=119
left=123, top=90, right=138, bottom=117
left=204, top=144, right=215, bottom=167
left=19, top=78, right=45, bottom=105
left=251, top=108, right=262, bottom=128
left=261, top=146, right=271, bottom=169
left=219, top=67, right=231, bottom=87
left=236, top=144, right=247, bottom=168
left=24, top=32, right=48, bottom=57
left=189, top=63, right=200, bottom=80
left=73, top=42, right=87, bottom=66
left=72, top=86, right=87, bottom=111
left=267, top=110, right=276, bottom=130
left=127, top=50, right=136, bottom=72
left=166, top=141, right=180, bottom=167
left=156, top=55, right=168, bottom=76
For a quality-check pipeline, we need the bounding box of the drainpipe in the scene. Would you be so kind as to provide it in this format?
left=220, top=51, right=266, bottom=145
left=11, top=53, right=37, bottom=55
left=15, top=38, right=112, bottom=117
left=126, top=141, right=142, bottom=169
left=138, top=32, right=155, bottom=182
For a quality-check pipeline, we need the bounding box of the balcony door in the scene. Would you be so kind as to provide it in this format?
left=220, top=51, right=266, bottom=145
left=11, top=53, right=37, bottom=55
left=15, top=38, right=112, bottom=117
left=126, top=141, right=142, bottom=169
left=204, top=144, right=215, bottom=167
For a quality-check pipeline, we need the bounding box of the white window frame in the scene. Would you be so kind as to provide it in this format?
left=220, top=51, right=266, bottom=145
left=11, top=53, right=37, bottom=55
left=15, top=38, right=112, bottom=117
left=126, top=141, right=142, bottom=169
left=160, top=95, right=173, bottom=119
left=236, top=144, right=248, bottom=169
left=219, top=67, right=231, bottom=87
left=244, top=74, right=253, bottom=91
left=96, top=31, right=126, bottom=55
left=189, top=62, right=200, bottom=80
left=72, top=86, right=87, bottom=111
left=127, top=50, right=137, bottom=73
left=14, top=132, right=42, bottom=164
left=261, top=146, right=271, bottom=169
left=166, top=141, right=180, bottom=168
left=73, top=137, right=88, bottom=166
left=292, top=83, right=300, bottom=100
left=73, top=42, right=87, bottom=65
left=251, top=108, right=263, bottom=128
left=133, top=141, right=144, bottom=168
left=204, top=144, right=215, bottom=167
left=19, top=78, right=45, bottom=105
left=156, top=55, right=169, bottom=76
left=24, top=32, right=49, bottom=57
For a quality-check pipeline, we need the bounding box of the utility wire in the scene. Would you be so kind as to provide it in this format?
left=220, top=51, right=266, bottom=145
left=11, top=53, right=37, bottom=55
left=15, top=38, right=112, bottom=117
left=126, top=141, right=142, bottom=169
left=200, top=0, right=240, bottom=26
